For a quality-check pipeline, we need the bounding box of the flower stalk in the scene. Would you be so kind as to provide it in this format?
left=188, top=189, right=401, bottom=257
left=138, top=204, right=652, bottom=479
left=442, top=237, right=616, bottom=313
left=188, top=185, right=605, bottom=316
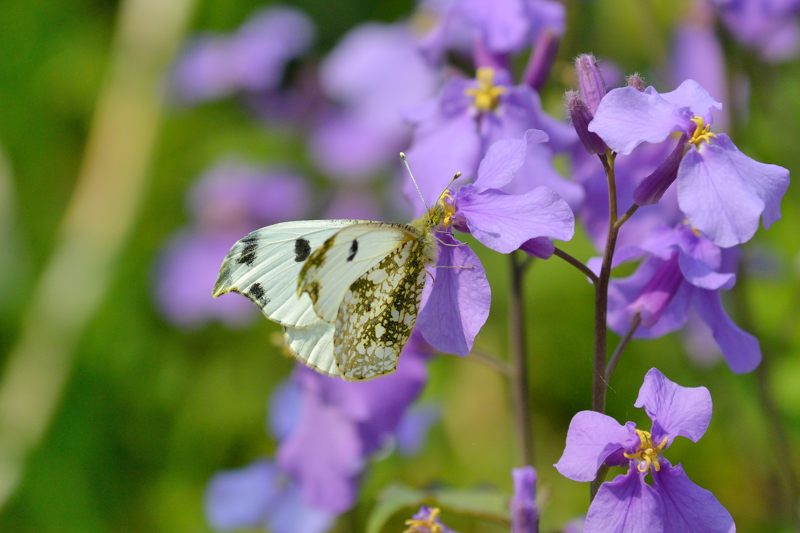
left=509, top=252, right=534, bottom=466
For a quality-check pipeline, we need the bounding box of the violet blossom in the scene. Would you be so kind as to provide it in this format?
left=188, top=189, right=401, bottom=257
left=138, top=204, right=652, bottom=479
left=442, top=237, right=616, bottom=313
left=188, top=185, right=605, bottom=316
left=170, top=7, right=314, bottom=104
left=607, top=222, right=761, bottom=373
left=555, top=368, right=735, bottom=533
left=589, top=78, right=790, bottom=247
left=155, top=161, right=308, bottom=327
left=310, top=23, right=439, bottom=182
left=404, top=67, right=580, bottom=214
left=404, top=506, right=454, bottom=533
left=713, top=0, right=800, bottom=61
left=410, top=131, right=575, bottom=355
left=511, top=466, right=538, bottom=533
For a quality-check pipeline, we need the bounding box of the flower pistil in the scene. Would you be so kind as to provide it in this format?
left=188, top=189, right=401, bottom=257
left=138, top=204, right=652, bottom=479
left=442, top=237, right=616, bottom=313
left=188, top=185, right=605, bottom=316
left=465, top=68, right=506, bottom=111
left=623, top=429, right=669, bottom=473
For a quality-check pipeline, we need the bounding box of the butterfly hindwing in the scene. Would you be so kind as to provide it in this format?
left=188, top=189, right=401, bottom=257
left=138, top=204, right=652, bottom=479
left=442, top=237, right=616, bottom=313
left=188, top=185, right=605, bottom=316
left=213, top=220, right=363, bottom=328
left=298, top=223, right=418, bottom=323
left=283, top=322, right=338, bottom=376
left=333, top=236, right=429, bottom=380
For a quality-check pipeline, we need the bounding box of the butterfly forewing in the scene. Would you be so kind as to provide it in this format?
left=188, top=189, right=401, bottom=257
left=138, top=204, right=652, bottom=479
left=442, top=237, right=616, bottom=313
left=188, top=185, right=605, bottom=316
left=298, top=223, right=418, bottom=323
left=333, top=236, right=429, bottom=380
left=213, top=220, right=362, bottom=328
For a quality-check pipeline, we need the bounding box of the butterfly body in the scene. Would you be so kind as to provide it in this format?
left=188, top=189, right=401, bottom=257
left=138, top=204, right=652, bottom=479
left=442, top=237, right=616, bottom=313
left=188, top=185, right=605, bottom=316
left=213, top=213, right=441, bottom=380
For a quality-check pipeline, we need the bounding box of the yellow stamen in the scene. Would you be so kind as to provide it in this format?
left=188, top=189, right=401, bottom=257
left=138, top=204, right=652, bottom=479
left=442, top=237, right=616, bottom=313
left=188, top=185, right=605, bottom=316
left=437, top=189, right=457, bottom=229
left=465, top=68, right=506, bottom=112
left=689, top=115, right=716, bottom=147
left=404, top=507, right=444, bottom=533
left=623, top=429, right=669, bottom=474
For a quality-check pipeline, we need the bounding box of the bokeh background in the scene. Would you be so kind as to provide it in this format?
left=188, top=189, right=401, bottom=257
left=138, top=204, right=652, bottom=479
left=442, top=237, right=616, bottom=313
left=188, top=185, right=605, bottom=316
left=1, top=0, right=799, bottom=531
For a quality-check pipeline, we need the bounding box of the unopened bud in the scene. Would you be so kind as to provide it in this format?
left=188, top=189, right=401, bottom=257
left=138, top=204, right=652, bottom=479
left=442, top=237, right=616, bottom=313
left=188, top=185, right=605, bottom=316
left=633, top=134, right=689, bottom=205
left=575, top=54, right=606, bottom=113
left=626, top=73, right=646, bottom=91
left=524, top=30, right=560, bottom=91
left=566, top=90, right=608, bottom=155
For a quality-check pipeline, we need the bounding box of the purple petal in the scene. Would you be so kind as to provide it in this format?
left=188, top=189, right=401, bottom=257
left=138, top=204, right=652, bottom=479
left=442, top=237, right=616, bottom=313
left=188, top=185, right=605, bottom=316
left=520, top=237, right=555, bottom=259
left=692, top=289, right=761, bottom=373
left=634, top=368, right=712, bottom=445
left=474, top=129, right=548, bottom=190
left=589, top=86, right=692, bottom=155
left=456, top=186, right=574, bottom=253
left=277, top=393, right=363, bottom=513
left=584, top=470, right=663, bottom=533
left=460, top=0, right=531, bottom=53
left=652, top=463, right=735, bottom=533
left=659, top=79, right=723, bottom=124
left=418, top=233, right=490, bottom=355
left=205, top=460, right=278, bottom=530
left=267, top=483, right=335, bottom=533
left=395, top=404, right=439, bottom=456
left=511, top=466, right=538, bottom=533
left=268, top=380, right=303, bottom=440
left=677, top=134, right=790, bottom=247
left=554, top=411, right=638, bottom=482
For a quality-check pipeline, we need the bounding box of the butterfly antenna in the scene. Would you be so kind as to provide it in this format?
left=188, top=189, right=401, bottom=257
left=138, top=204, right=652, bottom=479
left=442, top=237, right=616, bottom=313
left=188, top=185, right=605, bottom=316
left=399, top=152, right=430, bottom=212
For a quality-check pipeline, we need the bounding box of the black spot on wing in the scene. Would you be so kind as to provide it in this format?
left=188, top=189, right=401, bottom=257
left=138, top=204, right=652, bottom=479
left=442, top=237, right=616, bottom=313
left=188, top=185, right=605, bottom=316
left=347, top=239, right=359, bottom=262
left=247, top=282, right=269, bottom=306
left=294, top=238, right=311, bottom=262
left=237, top=241, right=258, bottom=266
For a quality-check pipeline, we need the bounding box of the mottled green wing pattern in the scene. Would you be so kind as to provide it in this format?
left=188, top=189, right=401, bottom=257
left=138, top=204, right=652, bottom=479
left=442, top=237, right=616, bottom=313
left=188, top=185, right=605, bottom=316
left=333, top=236, right=429, bottom=380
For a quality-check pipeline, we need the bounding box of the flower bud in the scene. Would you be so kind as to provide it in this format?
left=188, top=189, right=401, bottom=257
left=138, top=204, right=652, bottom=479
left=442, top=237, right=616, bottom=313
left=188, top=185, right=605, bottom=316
left=626, top=73, right=646, bottom=91
left=566, top=90, right=608, bottom=155
left=575, top=53, right=606, bottom=113
left=633, top=134, right=688, bottom=205
left=523, top=30, right=560, bottom=91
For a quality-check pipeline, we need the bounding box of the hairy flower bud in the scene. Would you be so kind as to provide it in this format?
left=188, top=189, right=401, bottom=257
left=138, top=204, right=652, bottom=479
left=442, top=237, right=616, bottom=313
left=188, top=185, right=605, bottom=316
left=566, top=90, right=608, bottom=154
left=575, top=53, right=606, bottom=113
left=626, top=73, right=646, bottom=91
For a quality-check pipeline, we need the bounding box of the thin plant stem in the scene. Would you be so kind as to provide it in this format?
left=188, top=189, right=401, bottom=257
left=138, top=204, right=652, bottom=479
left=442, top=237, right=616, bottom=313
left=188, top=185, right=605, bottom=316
left=553, top=247, right=598, bottom=285
left=469, top=349, right=513, bottom=378
left=509, top=251, right=534, bottom=466
left=604, top=313, right=642, bottom=384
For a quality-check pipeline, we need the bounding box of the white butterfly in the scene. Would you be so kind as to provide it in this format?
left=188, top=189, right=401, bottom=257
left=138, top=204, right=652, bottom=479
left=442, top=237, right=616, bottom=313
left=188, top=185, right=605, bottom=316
left=213, top=164, right=453, bottom=380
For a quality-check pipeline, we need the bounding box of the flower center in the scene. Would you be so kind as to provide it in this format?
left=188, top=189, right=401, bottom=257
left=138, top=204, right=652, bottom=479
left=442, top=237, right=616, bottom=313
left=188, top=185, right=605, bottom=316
left=688, top=115, right=716, bottom=147
left=623, top=429, right=669, bottom=474
left=404, top=507, right=444, bottom=533
left=465, top=67, right=506, bottom=112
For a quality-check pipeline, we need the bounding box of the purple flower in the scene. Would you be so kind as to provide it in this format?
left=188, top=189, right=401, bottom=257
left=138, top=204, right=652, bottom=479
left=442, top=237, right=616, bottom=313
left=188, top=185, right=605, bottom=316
left=170, top=7, right=314, bottom=104
left=205, top=460, right=333, bottom=533
left=310, top=23, right=439, bottom=181
left=511, top=466, right=538, bottom=533
left=716, top=0, right=800, bottom=61
left=404, top=506, right=454, bottom=533
left=589, top=79, right=790, bottom=247
left=404, top=68, right=577, bottom=210
left=607, top=222, right=761, bottom=373
left=416, top=0, right=565, bottom=62
left=155, top=161, right=308, bottom=327
left=411, top=132, right=576, bottom=354
left=278, top=333, right=432, bottom=512
left=555, top=368, right=735, bottom=533
left=395, top=404, right=440, bottom=455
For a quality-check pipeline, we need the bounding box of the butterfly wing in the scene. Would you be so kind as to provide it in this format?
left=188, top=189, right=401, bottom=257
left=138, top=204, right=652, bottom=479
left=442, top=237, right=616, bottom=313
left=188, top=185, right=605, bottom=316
left=333, top=234, right=431, bottom=380
left=213, top=220, right=363, bottom=328
left=283, top=322, right=337, bottom=376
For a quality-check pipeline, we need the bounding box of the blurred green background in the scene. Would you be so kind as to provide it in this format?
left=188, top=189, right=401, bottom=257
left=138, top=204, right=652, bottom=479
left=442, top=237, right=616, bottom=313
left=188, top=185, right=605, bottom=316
left=0, top=0, right=798, bottom=531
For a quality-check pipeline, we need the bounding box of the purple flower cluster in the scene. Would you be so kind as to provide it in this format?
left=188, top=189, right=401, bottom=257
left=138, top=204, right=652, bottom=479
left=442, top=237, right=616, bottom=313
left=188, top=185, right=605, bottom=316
left=556, top=368, right=734, bottom=533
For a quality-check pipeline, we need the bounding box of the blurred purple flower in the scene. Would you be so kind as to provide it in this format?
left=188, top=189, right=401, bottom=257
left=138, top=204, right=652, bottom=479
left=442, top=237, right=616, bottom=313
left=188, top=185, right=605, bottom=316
left=310, top=23, right=439, bottom=182
left=404, top=67, right=577, bottom=211
left=155, top=161, right=308, bottom=327
left=405, top=506, right=455, bottom=533
left=715, top=0, right=800, bottom=61
left=555, top=368, right=735, bottom=533
left=416, top=0, right=565, bottom=62
left=205, top=460, right=333, bottom=533
left=589, top=79, right=790, bottom=247
left=170, top=7, right=314, bottom=104
left=278, top=333, right=432, bottom=512
left=511, top=466, right=538, bottom=533
left=395, top=404, right=440, bottom=455
left=607, top=223, right=761, bottom=373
